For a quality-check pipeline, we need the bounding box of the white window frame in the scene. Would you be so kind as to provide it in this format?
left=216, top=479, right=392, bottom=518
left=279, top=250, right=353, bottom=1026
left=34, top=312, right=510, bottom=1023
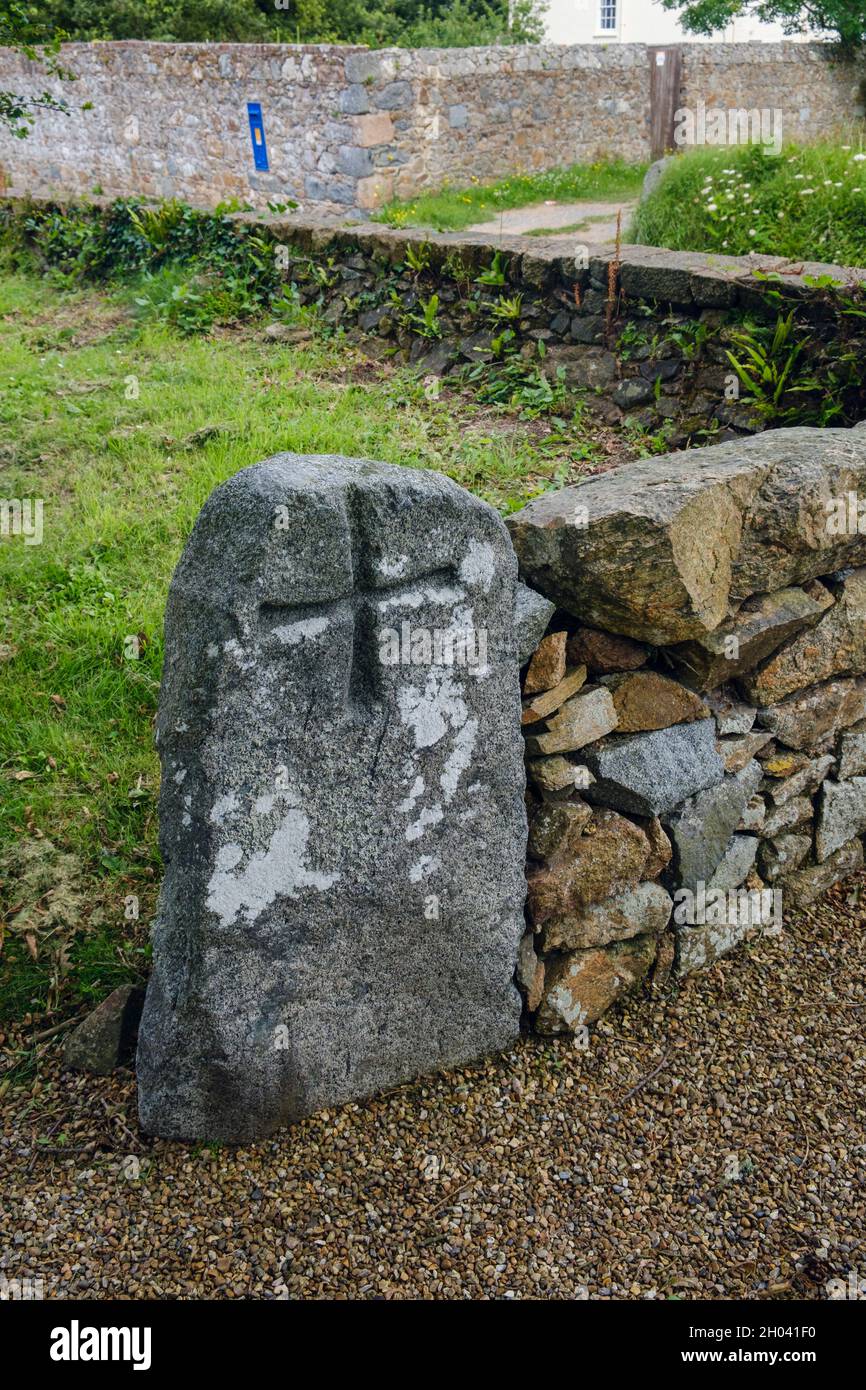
left=596, top=0, right=620, bottom=37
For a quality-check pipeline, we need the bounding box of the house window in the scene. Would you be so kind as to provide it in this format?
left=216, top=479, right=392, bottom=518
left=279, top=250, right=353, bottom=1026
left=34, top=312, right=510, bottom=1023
left=599, top=0, right=618, bottom=30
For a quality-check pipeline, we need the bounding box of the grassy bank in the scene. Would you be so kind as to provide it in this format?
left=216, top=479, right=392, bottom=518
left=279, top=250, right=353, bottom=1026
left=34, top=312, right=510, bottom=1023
left=630, top=140, right=866, bottom=269
left=0, top=271, right=611, bottom=1039
left=376, top=159, right=646, bottom=232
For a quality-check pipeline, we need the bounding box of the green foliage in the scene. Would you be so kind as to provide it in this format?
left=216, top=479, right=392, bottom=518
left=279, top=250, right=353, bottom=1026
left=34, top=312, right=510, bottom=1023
left=662, top=315, right=711, bottom=361
left=725, top=310, right=806, bottom=410
left=621, top=416, right=677, bottom=457
left=488, top=292, right=523, bottom=322
left=0, top=197, right=292, bottom=330
left=35, top=0, right=546, bottom=46
left=408, top=291, right=442, bottom=338
left=378, top=159, right=646, bottom=232
left=0, top=1, right=76, bottom=135
left=476, top=251, right=508, bottom=286
left=662, top=0, right=866, bottom=48
left=718, top=275, right=866, bottom=426
left=629, top=141, right=866, bottom=268
left=404, top=241, right=432, bottom=274
left=456, top=344, right=569, bottom=417
left=395, top=0, right=545, bottom=44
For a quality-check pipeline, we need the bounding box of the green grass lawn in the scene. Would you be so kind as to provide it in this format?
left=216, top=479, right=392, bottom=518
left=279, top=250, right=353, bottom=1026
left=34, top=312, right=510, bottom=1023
left=376, top=159, right=646, bottom=232
left=0, top=271, right=607, bottom=1041
left=630, top=140, right=866, bottom=269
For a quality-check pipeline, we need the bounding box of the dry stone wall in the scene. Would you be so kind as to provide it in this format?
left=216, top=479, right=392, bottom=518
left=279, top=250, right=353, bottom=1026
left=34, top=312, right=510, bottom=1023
left=67, top=425, right=866, bottom=1121
left=0, top=40, right=861, bottom=213
left=509, top=426, right=866, bottom=1035
left=7, top=196, right=866, bottom=451
left=252, top=211, right=866, bottom=443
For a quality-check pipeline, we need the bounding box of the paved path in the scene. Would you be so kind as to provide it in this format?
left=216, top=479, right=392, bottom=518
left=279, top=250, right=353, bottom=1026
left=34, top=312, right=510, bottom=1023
left=466, top=198, right=636, bottom=242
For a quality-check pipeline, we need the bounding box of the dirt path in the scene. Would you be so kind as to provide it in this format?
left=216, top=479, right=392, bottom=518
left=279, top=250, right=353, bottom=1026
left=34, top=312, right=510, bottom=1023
left=466, top=199, right=637, bottom=242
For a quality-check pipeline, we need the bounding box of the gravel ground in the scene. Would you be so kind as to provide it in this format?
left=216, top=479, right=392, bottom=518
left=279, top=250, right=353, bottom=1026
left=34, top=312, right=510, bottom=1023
left=2, top=879, right=864, bottom=1301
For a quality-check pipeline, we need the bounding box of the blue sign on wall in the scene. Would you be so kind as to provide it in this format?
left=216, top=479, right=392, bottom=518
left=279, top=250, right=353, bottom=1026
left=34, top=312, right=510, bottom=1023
left=247, top=102, right=269, bottom=172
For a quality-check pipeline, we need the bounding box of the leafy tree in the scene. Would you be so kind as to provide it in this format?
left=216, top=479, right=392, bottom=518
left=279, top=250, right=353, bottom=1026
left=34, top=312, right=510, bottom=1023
left=36, top=0, right=275, bottom=43
left=1, top=0, right=546, bottom=136
left=0, top=2, right=75, bottom=136
left=661, top=0, right=866, bottom=49
left=36, top=0, right=545, bottom=47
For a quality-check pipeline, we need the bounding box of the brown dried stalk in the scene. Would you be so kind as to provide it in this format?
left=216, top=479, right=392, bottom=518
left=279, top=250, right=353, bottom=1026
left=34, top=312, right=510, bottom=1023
left=605, top=209, right=622, bottom=347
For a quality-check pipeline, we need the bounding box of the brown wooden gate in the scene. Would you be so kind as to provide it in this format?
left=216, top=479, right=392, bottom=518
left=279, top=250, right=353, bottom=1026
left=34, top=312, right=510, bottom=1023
left=648, top=46, right=683, bottom=161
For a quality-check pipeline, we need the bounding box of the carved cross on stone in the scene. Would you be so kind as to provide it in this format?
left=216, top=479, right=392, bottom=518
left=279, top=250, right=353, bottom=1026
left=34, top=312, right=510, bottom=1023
left=138, top=453, right=526, bottom=1143
left=259, top=560, right=458, bottom=718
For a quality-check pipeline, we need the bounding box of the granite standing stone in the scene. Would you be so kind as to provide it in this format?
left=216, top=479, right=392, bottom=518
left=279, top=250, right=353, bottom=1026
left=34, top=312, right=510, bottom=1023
left=137, top=454, right=527, bottom=1142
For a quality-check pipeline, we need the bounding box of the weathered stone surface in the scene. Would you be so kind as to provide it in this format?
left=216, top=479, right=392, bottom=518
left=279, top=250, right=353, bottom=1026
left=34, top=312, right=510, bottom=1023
left=535, top=935, right=658, bottom=1034
left=137, top=453, right=527, bottom=1142
left=64, top=985, right=145, bottom=1076
left=526, top=810, right=653, bottom=923
left=599, top=671, right=708, bottom=732
left=756, top=677, right=866, bottom=750
left=581, top=718, right=724, bottom=818
left=784, top=837, right=864, bottom=909
left=554, top=341, right=616, bottom=382
left=526, top=756, right=594, bottom=795
left=763, top=753, right=835, bottom=805
left=525, top=687, right=618, bottom=755
left=516, top=931, right=545, bottom=1012
left=541, top=881, right=672, bottom=951
left=652, top=930, right=676, bottom=984
left=758, top=833, right=812, bottom=882
left=633, top=815, right=673, bottom=878
left=522, top=665, right=587, bottom=724
left=837, top=719, right=866, bottom=779
left=662, top=760, right=763, bottom=892
left=527, top=800, right=593, bottom=861
left=507, top=429, right=866, bottom=645
left=707, top=834, right=759, bottom=891
left=718, top=730, right=774, bottom=771
left=668, top=584, right=831, bottom=691
left=676, top=915, right=755, bottom=975
left=763, top=795, right=812, bottom=840
left=515, top=581, right=555, bottom=666
left=524, top=630, right=567, bottom=694
left=705, top=689, right=757, bottom=735
left=815, top=777, right=866, bottom=861
left=739, top=795, right=766, bottom=832
left=742, top=569, right=866, bottom=705
left=566, top=626, right=648, bottom=675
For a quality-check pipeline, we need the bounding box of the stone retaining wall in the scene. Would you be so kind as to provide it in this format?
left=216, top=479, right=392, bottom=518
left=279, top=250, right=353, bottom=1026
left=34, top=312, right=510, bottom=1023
left=5, top=190, right=866, bottom=442
left=508, top=426, right=866, bottom=1034
left=0, top=40, right=861, bottom=213
left=254, top=211, right=866, bottom=443
left=0, top=43, right=365, bottom=214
